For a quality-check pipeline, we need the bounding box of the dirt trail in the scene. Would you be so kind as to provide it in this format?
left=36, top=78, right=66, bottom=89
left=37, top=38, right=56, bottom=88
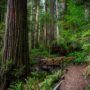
left=59, top=65, right=90, bottom=90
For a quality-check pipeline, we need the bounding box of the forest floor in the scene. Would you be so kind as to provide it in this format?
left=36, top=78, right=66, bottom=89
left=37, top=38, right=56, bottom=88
left=59, top=65, right=90, bottom=90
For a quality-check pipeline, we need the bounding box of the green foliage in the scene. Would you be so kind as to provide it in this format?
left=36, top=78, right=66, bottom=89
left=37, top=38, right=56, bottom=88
left=0, top=22, right=5, bottom=31
left=9, top=70, right=62, bottom=90
left=57, top=0, right=90, bottom=58
left=80, top=29, right=90, bottom=52
left=11, top=66, right=25, bottom=79
left=56, top=0, right=86, bottom=54
left=1, top=60, right=13, bottom=73
left=74, top=0, right=84, bottom=5
left=31, top=72, right=47, bottom=81
left=40, top=70, right=62, bottom=90
left=30, top=44, right=56, bottom=62
left=24, top=70, right=62, bottom=90
left=84, top=55, right=90, bottom=63
left=30, top=47, right=57, bottom=66
left=68, top=51, right=86, bottom=64
left=58, top=30, right=78, bottom=49
left=8, top=81, right=23, bottom=90
left=66, top=0, right=84, bottom=26
left=24, top=78, right=39, bottom=90
left=0, top=22, right=5, bottom=48
left=39, top=12, right=53, bottom=24
left=31, top=48, right=50, bottom=58
left=9, top=71, right=48, bottom=90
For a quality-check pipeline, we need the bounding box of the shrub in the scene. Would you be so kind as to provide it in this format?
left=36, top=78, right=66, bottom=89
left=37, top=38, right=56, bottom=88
left=9, top=70, right=63, bottom=90
left=8, top=81, right=23, bottom=90
left=68, top=51, right=86, bottom=64
left=80, top=29, right=90, bottom=53
left=39, top=70, right=62, bottom=90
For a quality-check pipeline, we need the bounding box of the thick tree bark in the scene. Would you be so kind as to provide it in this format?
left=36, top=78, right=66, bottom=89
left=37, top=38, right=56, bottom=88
left=0, top=0, right=29, bottom=90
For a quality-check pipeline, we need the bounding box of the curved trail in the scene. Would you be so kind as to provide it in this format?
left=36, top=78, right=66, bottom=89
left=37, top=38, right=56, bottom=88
left=59, top=65, right=90, bottom=90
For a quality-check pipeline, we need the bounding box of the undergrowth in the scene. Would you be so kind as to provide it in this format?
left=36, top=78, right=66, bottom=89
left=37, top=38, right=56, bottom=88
left=8, top=70, right=62, bottom=90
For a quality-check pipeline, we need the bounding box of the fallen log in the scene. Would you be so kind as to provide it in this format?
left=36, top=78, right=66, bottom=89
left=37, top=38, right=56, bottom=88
left=40, top=56, right=75, bottom=66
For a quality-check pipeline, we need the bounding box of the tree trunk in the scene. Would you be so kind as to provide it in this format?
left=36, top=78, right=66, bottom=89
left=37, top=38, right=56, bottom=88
left=43, top=0, right=48, bottom=47
left=56, top=0, right=60, bottom=44
left=50, top=0, right=56, bottom=44
left=35, top=0, right=39, bottom=48
left=45, top=0, right=51, bottom=48
left=0, top=0, right=29, bottom=89
left=84, top=3, right=90, bottom=22
left=33, top=0, right=39, bottom=48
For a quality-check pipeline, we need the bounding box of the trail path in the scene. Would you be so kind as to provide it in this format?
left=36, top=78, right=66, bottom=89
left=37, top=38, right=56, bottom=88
left=59, top=65, right=90, bottom=90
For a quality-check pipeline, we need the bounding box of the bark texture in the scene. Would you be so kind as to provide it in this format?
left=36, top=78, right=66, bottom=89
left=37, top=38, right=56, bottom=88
left=0, top=0, right=29, bottom=90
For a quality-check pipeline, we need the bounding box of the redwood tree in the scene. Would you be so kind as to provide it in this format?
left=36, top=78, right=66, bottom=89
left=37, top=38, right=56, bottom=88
left=0, top=0, right=29, bottom=89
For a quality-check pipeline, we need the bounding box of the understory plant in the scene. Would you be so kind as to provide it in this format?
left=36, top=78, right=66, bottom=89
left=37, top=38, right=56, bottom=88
left=9, top=70, right=62, bottom=90
left=39, top=70, right=62, bottom=90
left=68, top=51, right=86, bottom=64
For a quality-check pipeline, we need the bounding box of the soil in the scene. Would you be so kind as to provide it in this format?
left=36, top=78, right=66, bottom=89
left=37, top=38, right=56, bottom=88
left=59, top=65, right=90, bottom=90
